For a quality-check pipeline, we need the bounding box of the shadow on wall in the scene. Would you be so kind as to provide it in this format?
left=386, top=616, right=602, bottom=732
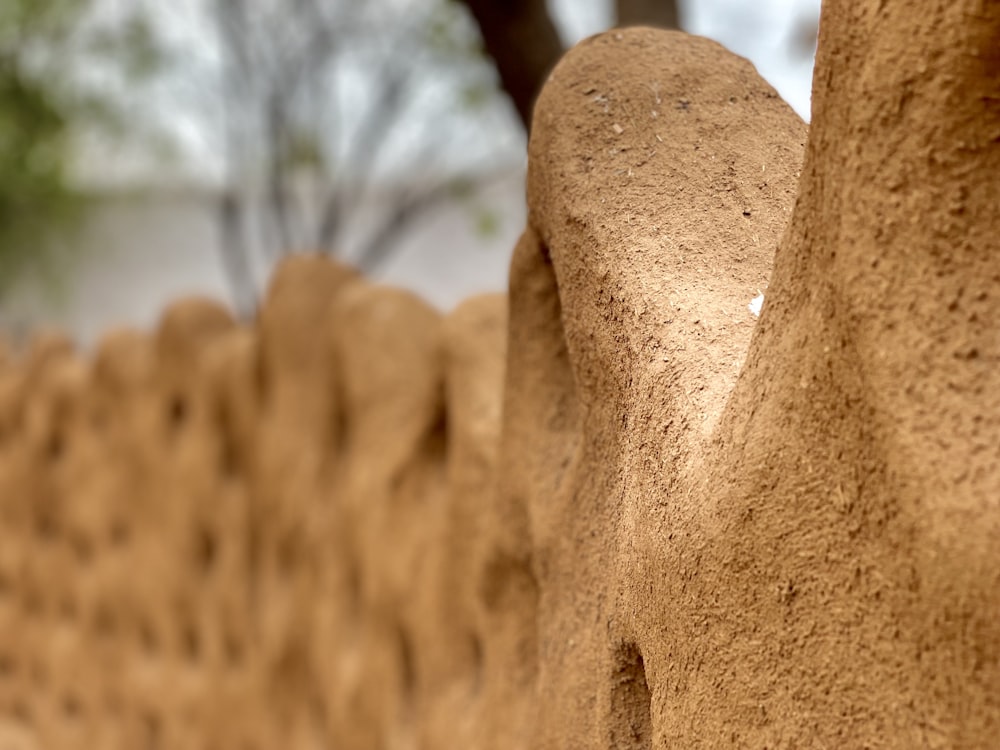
left=0, top=1, right=998, bottom=747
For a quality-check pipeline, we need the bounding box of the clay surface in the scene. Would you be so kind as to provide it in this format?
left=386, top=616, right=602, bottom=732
left=0, top=1, right=997, bottom=747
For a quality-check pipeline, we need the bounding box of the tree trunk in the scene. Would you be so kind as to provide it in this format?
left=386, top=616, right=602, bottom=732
left=455, top=0, right=564, bottom=131
left=217, top=191, right=258, bottom=318
left=616, top=0, right=681, bottom=29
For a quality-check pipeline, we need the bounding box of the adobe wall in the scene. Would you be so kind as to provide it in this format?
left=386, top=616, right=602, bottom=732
left=521, top=0, right=999, bottom=745
left=0, top=257, right=514, bottom=749
left=0, top=0, right=997, bottom=747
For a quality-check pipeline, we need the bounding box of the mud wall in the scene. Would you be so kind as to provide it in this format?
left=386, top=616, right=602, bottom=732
left=1, top=0, right=998, bottom=747
left=0, top=257, right=514, bottom=750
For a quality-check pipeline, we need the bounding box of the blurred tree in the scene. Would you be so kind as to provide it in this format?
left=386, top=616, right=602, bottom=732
left=789, top=12, right=820, bottom=59
left=209, top=0, right=517, bottom=313
left=0, top=0, right=87, bottom=298
left=0, top=0, right=165, bottom=299
left=456, top=0, right=680, bottom=131
left=616, top=0, right=680, bottom=29
left=0, top=63, right=78, bottom=298
left=451, top=0, right=563, bottom=131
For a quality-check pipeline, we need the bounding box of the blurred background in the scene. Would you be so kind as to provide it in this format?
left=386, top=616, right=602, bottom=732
left=0, top=0, right=821, bottom=346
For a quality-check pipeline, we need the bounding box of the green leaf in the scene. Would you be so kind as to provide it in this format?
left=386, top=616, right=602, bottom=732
left=474, top=208, right=499, bottom=238
left=460, top=82, right=492, bottom=110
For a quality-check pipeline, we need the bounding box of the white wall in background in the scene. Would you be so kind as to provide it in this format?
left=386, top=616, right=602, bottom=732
left=0, top=170, right=525, bottom=347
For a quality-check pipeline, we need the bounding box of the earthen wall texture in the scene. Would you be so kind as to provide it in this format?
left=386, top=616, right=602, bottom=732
left=1, top=1, right=998, bottom=747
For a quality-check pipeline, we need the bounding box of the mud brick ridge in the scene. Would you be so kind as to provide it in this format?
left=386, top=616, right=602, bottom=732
left=0, top=0, right=997, bottom=747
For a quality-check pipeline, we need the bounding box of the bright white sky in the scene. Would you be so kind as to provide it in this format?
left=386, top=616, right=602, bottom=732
left=78, top=0, right=821, bottom=186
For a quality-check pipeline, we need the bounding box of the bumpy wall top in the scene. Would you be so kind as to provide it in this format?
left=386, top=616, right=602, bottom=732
left=0, top=1, right=997, bottom=748
left=0, top=256, right=511, bottom=750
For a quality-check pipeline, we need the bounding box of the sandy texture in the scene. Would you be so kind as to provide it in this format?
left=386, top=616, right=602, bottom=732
left=518, top=5, right=998, bottom=746
left=0, top=1, right=998, bottom=747
left=0, top=259, right=508, bottom=748
left=519, top=26, right=806, bottom=748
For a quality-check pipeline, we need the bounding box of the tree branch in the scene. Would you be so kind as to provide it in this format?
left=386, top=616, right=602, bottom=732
left=616, top=0, right=681, bottom=29
left=267, top=99, right=296, bottom=255
left=216, top=190, right=257, bottom=318
left=453, top=0, right=563, bottom=131
left=353, top=180, right=457, bottom=272
left=354, top=162, right=508, bottom=273
left=316, top=68, right=408, bottom=250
